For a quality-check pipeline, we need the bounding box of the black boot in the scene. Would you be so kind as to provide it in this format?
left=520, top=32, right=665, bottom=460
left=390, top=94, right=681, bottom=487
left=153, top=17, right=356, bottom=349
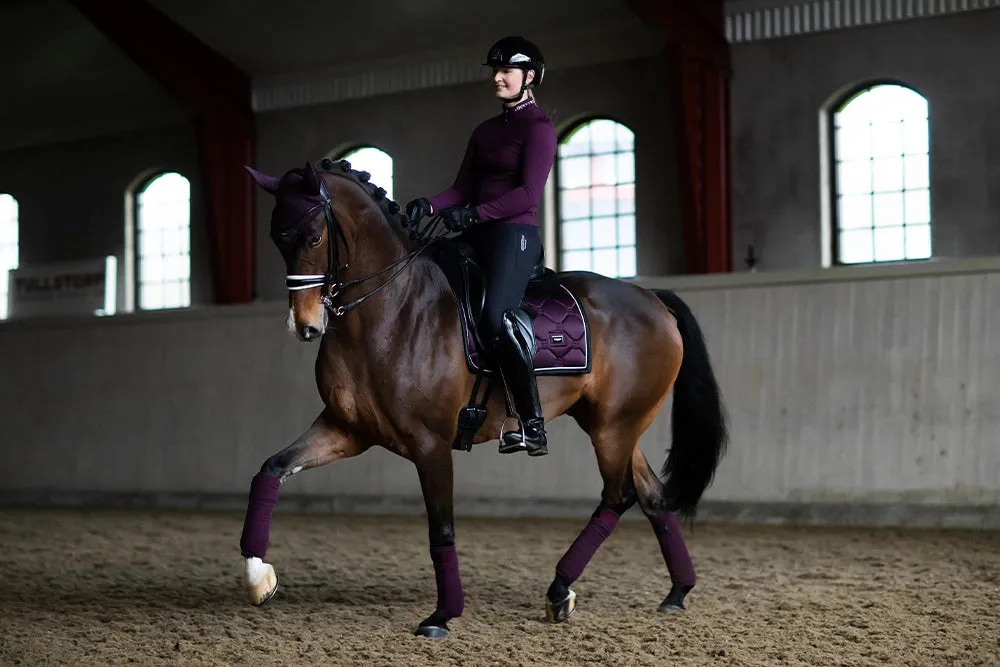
left=494, top=309, right=548, bottom=457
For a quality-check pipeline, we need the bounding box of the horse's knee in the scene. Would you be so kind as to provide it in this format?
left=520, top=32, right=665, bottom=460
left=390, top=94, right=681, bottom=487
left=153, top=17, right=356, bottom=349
left=260, top=454, right=298, bottom=480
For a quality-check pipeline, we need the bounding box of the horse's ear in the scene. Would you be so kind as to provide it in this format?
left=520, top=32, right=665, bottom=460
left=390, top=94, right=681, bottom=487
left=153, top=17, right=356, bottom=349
left=244, top=165, right=279, bottom=195
left=302, top=160, right=323, bottom=195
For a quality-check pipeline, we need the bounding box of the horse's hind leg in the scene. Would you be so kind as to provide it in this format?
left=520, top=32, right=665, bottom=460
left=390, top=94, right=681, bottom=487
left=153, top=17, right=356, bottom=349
left=631, top=448, right=697, bottom=613
left=239, top=409, right=367, bottom=606
left=544, top=424, right=639, bottom=622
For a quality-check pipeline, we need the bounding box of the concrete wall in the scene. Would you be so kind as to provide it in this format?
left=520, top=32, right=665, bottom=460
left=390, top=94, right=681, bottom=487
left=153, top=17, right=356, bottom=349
left=730, top=10, right=1000, bottom=271
left=2, top=259, right=998, bottom=528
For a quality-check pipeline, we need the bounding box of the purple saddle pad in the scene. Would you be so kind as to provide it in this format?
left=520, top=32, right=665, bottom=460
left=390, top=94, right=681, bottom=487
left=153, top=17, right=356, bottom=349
left=463, top=282, right=591, bottom=376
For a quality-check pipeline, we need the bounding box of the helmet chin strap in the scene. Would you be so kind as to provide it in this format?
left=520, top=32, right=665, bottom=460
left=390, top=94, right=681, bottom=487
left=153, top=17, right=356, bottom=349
left=500, top=89, right=524, bottom=104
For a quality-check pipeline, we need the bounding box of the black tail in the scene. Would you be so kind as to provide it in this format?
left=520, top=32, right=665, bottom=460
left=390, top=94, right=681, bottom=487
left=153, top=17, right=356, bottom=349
left=653, top=289, right=729, bottom=519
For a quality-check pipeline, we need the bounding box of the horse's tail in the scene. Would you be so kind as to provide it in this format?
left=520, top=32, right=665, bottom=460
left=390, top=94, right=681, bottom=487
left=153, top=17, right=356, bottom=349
left=653, top=288, right=729, bottom=519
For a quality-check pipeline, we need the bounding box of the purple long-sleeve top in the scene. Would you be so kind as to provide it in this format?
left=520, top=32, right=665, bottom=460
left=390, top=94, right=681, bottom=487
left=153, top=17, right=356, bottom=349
left=428, top=99, right=557, bottom=227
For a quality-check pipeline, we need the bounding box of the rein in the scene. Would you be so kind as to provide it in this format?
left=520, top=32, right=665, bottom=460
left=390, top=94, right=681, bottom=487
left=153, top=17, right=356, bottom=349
left=284, top=172, right=445, bottom=318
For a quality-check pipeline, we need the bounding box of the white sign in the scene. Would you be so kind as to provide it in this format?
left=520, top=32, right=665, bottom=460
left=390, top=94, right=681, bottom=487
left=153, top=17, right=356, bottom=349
left=7, top=256, right=117, bottom=319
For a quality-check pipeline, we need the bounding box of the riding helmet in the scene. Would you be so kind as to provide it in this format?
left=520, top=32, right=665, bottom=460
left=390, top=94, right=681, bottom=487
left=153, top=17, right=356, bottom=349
left=483, top=36, right=545, bottom=87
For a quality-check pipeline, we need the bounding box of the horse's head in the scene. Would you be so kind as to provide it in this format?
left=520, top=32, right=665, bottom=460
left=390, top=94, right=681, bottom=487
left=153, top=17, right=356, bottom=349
left=246, top=160, right=345, bottom=342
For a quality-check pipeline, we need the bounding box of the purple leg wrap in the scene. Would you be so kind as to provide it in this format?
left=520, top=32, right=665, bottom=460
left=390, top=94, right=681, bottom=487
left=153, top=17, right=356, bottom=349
left=555, top=509, right=621, bottom=584
left=650, top=511, right=696, bottom=587
left=239, top=472, right=282, bottom=559
left=430, top=546, right=465, bottom=618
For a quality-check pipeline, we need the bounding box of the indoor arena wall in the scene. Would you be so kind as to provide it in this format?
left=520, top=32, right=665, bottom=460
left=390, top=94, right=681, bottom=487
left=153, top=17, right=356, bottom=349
left=1, top=259, right=996, bottom=528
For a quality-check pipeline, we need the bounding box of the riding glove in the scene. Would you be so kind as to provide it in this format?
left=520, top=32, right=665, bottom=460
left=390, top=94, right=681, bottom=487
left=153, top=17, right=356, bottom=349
left=441, top=204, right=480, bottom=232
left=404, top=197, right=433, bottom=227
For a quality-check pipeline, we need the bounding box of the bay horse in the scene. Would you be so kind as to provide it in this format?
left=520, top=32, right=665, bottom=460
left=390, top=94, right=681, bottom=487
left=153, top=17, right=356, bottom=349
left=238, top=158, right=729, bottom=637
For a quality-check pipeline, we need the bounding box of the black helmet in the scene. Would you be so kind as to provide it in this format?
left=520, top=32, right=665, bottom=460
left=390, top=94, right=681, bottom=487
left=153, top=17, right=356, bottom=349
left=483, top=36, right=545, bottom=87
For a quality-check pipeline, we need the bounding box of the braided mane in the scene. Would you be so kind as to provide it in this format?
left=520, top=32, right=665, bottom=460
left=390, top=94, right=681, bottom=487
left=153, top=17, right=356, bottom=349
left=317, top=157, right=411, bottom=233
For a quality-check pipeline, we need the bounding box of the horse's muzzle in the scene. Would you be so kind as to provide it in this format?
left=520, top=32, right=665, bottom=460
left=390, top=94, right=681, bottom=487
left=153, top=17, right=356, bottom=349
left=297, top=323, right=322, bottom=342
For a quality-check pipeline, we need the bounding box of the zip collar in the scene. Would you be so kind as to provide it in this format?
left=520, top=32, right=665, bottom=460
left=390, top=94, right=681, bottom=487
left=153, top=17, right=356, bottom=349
left=501, top=98, right=536, bottom=123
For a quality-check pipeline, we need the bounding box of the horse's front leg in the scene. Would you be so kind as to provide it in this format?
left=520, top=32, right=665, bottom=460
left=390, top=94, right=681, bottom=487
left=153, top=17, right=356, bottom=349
left=412, top=444, right=463, bottom=638
left=239, top=408, right=367, bottom=605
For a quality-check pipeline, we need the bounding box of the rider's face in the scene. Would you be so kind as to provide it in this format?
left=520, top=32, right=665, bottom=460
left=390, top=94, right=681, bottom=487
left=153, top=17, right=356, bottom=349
left=492, top=67, right=533, bottom=100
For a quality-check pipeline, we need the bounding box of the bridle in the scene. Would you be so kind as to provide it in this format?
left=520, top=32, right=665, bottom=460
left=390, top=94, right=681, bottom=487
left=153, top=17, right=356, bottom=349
left=283, top=172, right=440, bottom=318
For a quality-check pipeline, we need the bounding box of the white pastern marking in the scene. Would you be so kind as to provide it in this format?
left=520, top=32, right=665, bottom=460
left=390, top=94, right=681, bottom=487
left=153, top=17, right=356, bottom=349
left=245, top=557, right=271, bottom=585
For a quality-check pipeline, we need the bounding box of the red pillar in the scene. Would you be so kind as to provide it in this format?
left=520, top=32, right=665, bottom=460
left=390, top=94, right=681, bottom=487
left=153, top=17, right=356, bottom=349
left=196, top=111, right=256, bottom=305
left=628, top=0, right=732, bottom=274
left=69, top=0, right=256, bottom=304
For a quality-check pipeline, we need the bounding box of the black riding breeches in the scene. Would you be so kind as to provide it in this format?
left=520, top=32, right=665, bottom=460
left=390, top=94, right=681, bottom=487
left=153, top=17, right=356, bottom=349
left=458, top=222, right=541, bottom=342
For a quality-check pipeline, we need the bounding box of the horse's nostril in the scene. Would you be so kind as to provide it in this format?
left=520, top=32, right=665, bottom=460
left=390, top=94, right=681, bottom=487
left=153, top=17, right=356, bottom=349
left=299, top=325, right=321, bottom=341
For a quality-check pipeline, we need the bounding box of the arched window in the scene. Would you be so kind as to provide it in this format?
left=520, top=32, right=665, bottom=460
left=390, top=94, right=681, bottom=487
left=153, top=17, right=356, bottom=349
left=0, top=193, right=18, bottom=320
left=336, top=145, right=394, bottom=200
left=134, top=172, right=191, bottom=310
left=556, top=118, right=636, bottom=278
left=831, top=83, right=931, bottom=264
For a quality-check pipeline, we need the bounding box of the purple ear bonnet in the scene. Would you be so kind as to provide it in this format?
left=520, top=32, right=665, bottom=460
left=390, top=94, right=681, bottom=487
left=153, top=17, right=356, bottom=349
left=246, top=162, right=327, bottom=249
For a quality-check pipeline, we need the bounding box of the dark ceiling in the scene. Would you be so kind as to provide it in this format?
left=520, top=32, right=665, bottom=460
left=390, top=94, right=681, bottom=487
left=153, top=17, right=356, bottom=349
left=0, top=0, right=744, bottom=151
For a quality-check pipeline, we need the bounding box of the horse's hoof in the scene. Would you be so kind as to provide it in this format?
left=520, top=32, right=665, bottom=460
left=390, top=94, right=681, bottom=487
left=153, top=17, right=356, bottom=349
left=545, top=588, right=577, bottom=623
left=414, top=624, right=449, bottom=638
left=657, top=601, right=685, bottom=614
left=245, top=557, right=278, bottom=606
left=658, top=584, right=691, bottom=614
left=415, top=610, right=451, bottom=637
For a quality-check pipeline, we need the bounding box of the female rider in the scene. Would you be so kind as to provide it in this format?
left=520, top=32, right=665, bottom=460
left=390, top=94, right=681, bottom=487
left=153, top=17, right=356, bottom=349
left=406, top=36, right=555, bottom=457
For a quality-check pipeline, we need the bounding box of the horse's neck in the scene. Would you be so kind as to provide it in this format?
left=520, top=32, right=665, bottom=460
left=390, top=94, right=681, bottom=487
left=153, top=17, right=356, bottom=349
left=329, top=210, right=446, bottom=346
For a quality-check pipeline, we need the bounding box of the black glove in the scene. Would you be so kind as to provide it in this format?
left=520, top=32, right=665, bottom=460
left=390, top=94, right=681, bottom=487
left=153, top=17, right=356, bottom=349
left=404, top=197, right=432, bottom=228
left=441, top=204, right=479, bottom=232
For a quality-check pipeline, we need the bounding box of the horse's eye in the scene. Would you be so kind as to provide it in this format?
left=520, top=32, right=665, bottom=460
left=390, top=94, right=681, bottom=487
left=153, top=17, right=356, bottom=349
left=308, top=233, right=322, bottom=247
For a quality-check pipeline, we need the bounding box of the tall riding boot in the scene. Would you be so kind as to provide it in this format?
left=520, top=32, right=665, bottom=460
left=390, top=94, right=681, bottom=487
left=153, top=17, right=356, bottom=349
left=495, top=328, right=548, bottom=457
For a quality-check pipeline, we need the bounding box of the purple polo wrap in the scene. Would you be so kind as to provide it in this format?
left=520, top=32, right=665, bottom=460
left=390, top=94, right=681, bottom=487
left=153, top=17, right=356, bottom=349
left=239, top=471, right=281, bottom=559
left=650, top=511, right=696, bottom=587
left=431, top=545, right=465, bottom=618
left=555, top=508, right=621, bottom=584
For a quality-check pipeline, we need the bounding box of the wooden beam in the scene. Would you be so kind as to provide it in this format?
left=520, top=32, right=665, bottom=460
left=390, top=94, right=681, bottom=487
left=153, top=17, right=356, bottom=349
left=69, top=0, right=256, bottom=304
left=68, top=0, right=251, bottom=111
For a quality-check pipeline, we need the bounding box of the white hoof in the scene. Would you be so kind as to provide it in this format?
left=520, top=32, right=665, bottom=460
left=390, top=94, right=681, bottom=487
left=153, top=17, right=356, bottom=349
left=245, top=556, right=278, bottom=606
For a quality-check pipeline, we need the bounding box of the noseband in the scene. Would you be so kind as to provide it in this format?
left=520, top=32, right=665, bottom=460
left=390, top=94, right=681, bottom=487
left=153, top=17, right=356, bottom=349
left=283, top=173, right=437, bottom=317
